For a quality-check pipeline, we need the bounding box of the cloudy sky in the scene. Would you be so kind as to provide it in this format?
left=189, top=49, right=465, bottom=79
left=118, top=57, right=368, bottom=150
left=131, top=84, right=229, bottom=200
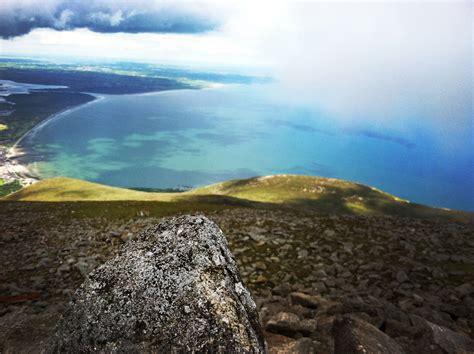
left=0, top=0, right=472, bottom=145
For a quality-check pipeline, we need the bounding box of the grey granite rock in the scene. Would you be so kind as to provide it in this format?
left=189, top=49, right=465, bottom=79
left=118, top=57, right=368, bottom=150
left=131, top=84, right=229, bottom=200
left=426, top=320, right=474, bottom=353
left=333, top=315, right=405, bottom=354
left=47, top=215, right=266, bottom=353
left=410, top=316, right=474, bottom=354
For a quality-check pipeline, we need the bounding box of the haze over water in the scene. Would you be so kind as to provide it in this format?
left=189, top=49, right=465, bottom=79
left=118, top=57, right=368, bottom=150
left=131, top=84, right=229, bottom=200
left=17, top=84, right=473, bottom=211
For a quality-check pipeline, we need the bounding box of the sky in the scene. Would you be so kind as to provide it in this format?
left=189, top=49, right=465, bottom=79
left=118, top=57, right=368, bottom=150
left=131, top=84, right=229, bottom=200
left=0, top=0, right=472, bottom=148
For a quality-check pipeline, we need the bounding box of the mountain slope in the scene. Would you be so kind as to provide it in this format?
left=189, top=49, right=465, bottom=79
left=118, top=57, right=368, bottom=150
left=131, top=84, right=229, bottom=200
left=2, top=175, right=472, bottom=222
left=1, top=177, right=175, bottom=202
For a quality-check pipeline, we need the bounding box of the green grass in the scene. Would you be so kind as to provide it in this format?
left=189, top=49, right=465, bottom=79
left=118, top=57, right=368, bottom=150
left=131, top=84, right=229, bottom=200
left=0, top=179, right=22, bottom=197
left=2, top=175, right=473, bottom=223
left=0, top=177, right=175, bottom=202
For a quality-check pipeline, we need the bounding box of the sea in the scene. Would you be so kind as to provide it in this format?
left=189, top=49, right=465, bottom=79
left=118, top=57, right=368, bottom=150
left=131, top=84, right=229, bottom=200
left=15, top=83, right=474, bottom=211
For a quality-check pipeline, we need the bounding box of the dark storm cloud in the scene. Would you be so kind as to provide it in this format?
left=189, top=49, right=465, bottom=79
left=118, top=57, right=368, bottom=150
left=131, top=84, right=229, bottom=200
left=0, top=0, right=219, bottom=39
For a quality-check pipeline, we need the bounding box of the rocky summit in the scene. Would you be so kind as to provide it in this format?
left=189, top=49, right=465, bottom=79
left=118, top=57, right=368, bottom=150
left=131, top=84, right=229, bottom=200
left=0, top=205, right=473, bottom=353
left=47, top=215, right=266, bottom=353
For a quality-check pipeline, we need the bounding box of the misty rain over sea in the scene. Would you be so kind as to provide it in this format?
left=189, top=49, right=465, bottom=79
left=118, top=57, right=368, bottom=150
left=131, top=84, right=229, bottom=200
left=16, top=83, right=473, bottom=211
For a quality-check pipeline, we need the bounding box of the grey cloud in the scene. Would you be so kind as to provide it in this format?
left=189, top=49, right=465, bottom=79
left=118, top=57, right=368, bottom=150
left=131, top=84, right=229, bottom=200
left=0, top=0, right=219, bottom=38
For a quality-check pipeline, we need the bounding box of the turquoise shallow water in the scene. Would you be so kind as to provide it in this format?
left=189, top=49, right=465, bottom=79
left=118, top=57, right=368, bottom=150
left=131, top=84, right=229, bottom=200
left=18, top=84, right=473, bottom=211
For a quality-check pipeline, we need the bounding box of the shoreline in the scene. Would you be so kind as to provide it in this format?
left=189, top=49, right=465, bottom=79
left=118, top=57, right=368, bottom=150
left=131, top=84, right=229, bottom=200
left=1, top=84, right=213, bottom=189
left=1, top=92, right=103, bottom=187
left=9, top=93, right=104, bottom=156
left=0, top=85, right=193, bottom=188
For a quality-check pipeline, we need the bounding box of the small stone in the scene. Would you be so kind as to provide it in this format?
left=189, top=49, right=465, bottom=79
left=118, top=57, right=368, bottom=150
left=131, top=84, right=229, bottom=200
left=30, top=276, right=46, bottom=291
left=412, top=294, right=424, bottom=304
left=323, top=229, right=335, bottom=237
left=266, top=312, right=301, bottom=337
left=121, top=232, right=133, bottom=242
left=312, top=281, right=328, bottom=293
left=73, top=261, right=90, bottom=277
left=439, top=303, right=469, bottom=319
left=21, top=264, right=37, bottom=271
left=254, top=275, right=268, bottom=284
left=272, top=283, right=292, bottom=296
left=290, top=292, right=320, bottom=309
left=37, top=257, right=51, bottom=267
left=396, top=270, right=409, bottom=283
left=33, top=301, right=49, bottom=308
left=266, top=312, right=315, bottom=338
left=455, top=283, right=473, bottom=297
left=398, top=299, right=413, bottom=312
left=255, top=261, right=267, bottom=270
left=314, top=269, right=327, bottom=278
left=298, top=250, right=309, bottom=259
left=280, top=338, right=315, bottom=354
left=57, top=264, right=70, bottom=273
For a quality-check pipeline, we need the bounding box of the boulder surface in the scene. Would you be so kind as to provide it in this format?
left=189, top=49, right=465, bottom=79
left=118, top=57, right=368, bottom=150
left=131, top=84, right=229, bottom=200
left=47, top=215, right=266, bottom=353
left=333, top=315, right=405, bottom=354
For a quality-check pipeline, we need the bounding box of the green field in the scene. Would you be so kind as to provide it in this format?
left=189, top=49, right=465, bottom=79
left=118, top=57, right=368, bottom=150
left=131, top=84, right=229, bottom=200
left=0, top=91, right=95, bottom=144
left=3, top=175, right=472, bottom=223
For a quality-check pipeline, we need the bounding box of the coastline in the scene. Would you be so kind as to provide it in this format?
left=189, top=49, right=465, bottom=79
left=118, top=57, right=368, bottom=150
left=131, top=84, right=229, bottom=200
left=10, top=93, right=104, bottom=156
left=0, top=84, right=202, bottom=190
left=1, top=93, right=103, bottom=187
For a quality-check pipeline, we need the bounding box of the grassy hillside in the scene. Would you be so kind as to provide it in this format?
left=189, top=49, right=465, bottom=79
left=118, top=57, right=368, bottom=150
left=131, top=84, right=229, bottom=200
left=1, top=177, right=175, bottom=202
left=2, top=175, right=472, bottom=223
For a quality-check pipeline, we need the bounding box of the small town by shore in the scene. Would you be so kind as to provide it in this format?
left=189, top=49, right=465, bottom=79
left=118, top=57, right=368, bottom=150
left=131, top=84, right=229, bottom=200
left=0, top=145, right=38, bottom=187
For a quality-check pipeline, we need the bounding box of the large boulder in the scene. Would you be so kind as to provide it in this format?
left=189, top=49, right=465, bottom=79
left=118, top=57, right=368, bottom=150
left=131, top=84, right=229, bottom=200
left=47, top=215, right=266, bottom=353
left=333, top=315, right=405, bottom=354
left=410, top=315, right=474, bottom=354
left=425, top=321, right=474, bottom=353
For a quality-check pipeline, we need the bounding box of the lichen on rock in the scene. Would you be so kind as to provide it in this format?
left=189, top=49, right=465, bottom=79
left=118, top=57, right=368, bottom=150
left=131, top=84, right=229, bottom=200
left=47, top=215, right=266, bottom=353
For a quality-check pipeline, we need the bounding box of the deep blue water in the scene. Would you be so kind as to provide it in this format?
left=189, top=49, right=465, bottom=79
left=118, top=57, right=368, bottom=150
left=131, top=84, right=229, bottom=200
left=18, top=84, right=473, bottom=211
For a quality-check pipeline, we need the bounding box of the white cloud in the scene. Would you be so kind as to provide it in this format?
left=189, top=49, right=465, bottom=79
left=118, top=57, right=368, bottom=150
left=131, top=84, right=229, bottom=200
left=229, top=2, right=472, bottom=133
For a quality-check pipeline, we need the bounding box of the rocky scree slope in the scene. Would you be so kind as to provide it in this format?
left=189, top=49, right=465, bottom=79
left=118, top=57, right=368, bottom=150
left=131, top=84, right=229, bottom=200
left=0, top=207, right=473, bottom=353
